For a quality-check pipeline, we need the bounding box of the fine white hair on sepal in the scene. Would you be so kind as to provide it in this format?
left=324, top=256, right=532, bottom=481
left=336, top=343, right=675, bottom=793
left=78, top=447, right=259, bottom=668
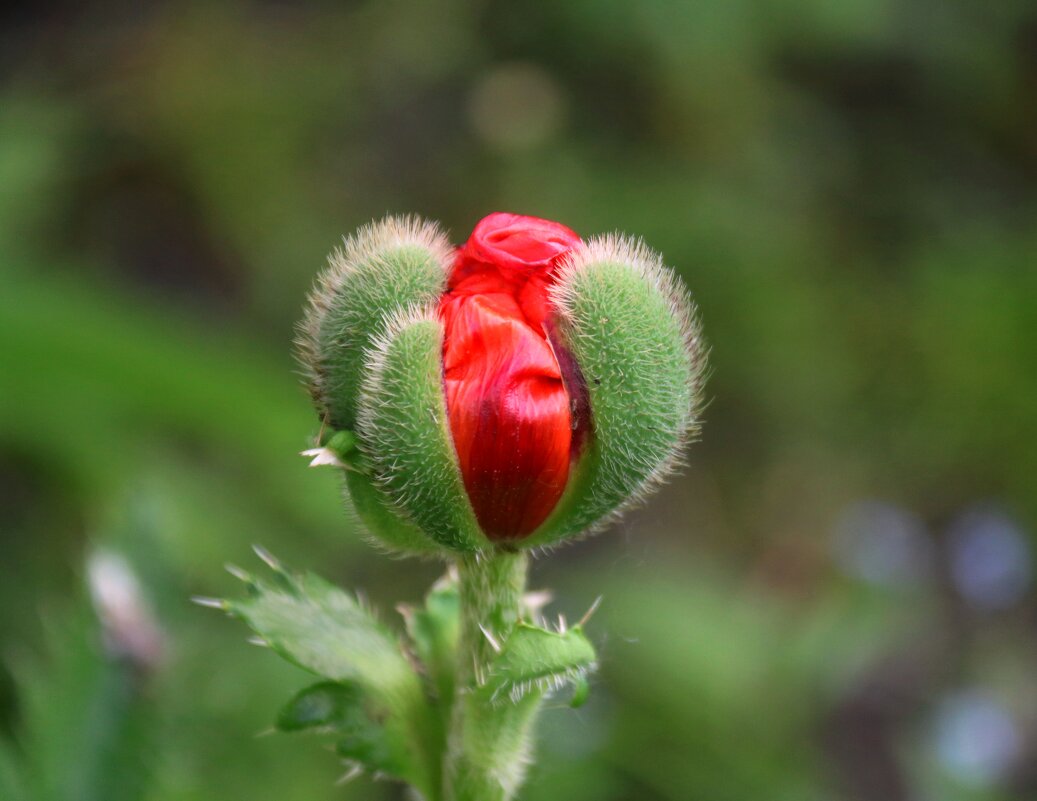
left=552, top=233, right=706, bottom=423
left=544, top=233, right=708, bottom=540
left=486, top=664, right=597, bottom=707
left=355, top=302, right=441, bottom=415
left=295, top=215, right=453, bottom=427
left=339, top=215, right=454, bottom=271
left=354, top=303, right=483, bottom=552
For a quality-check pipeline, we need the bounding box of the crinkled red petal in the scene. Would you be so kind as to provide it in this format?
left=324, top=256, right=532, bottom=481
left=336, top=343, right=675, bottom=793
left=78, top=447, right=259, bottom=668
left=439, top=214, right=580, bottom=541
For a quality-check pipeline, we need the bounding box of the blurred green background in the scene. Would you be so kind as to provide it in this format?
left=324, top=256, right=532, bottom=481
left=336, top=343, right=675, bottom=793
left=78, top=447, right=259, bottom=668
left=2, top=1, right=1036, bottom=799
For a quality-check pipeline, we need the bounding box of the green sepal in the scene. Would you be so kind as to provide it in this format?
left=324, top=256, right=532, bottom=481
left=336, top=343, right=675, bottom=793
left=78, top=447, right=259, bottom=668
left=277, top=682, right=405, bottom=777
left=219, top=552, right=441, bottom=794
left=299, top=216, right=451, bottom=431
left=480, top=622, right=597, bottom=705
left=344, top=469, right=445, bottom=556
left=311, top=426, right=446, bottom=555
left=400, top=571, right=460, bottom=706
left=529, top=236, right=705, bottom=546
left=356, top=309, right=484, bottom=552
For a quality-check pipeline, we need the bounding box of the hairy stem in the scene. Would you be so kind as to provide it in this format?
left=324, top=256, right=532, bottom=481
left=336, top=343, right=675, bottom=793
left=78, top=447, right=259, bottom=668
left=444, top=550, right=538, bottom=801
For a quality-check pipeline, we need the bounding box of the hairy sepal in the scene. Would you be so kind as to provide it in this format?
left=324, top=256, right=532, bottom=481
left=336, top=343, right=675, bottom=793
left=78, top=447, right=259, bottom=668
left=529, top=235, right=706, bottom=546
left=343, top=468, right=447, bottom=557
left=356, top=306, right=485, bottom=552
left=297, top=215, right=452, bottom=431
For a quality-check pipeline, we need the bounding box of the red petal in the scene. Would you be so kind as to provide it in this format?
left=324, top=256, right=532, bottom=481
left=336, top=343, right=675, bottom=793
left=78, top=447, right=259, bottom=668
left=460, top=212, right=579, bottom=275
left=439, top=213, right=580, bottom=541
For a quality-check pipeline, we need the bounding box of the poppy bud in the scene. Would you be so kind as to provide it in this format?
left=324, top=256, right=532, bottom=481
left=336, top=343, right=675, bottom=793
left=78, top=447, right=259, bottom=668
left=298, top=213, right=705, bottom=554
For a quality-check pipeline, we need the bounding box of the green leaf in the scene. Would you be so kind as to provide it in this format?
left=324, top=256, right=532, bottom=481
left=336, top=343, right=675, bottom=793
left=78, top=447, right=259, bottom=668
left=223, top=550, right=414, bottom=706
left=481, top=623, right=597, bottom=705
left=401, top=572, right=460, bottom=705
left=221, top=552, right=442, bottom=795
left=277, top=682, right=405, bottom=776
left=320, top=429, right=362, bottom=469
left=569, top=675, right=591, bottom=709
left=0, top=742, right=28, bottom=801
left=356, top=309, right=484, bottom=552
left=276, top=680, right=368, bottom=732
left=530, top=235, right=706, bottom=546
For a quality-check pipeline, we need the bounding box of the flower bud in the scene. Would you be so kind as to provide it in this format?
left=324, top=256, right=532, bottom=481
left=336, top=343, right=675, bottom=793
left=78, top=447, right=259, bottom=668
left=298, top=213, right=705, bottom=554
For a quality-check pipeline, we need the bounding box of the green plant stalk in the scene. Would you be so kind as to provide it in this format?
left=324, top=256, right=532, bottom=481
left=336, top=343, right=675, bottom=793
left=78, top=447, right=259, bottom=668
left=444, top=550, right=541, bottom=801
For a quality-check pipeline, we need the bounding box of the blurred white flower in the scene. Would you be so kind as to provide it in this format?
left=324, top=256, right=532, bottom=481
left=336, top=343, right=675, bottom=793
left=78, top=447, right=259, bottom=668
left=88, top=549, right=165, bottom=671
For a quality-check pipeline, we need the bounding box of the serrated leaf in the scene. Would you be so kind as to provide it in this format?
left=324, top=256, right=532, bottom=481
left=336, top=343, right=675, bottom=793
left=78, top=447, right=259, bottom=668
left=277, top=682, right=405, bottom=776
left=402, top=573, right=460, bottom=705
left=225, top=559, right=413, bottom=706
left=569, top=675, right=591, bottom=708
left=276, top=681, right=368, bottom=732
left=482, top=623, right=597, bottom=704
left=222, top=555, right=441, bottom=795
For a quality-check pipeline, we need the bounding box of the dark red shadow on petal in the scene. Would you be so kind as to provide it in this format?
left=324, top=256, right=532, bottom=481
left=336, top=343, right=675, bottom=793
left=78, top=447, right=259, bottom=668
left=439, top=213, right=581, bottom=541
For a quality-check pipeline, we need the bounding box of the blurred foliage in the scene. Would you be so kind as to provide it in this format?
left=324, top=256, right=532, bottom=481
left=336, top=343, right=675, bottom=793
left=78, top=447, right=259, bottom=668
left=1, top=0, right=1036, bottom=799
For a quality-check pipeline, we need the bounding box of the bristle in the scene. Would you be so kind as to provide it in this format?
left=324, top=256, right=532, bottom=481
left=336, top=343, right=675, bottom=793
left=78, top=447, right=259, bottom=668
left=252, top=544, right=281, bottom=571
left=480, top=624, right=503, bottom=653
left=553, top=233, right=707, bottom=442
left=577, top=595, right=603, bottom=627
left=335, top=763, right=364, bottom=785
left=224, top=563, right=251, bottom=581
left=190, top=596, right=225, bottom=609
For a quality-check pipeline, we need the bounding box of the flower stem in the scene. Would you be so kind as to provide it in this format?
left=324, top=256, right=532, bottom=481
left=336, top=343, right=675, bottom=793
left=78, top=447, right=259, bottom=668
left=444, top=549, right=538, bottom=801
